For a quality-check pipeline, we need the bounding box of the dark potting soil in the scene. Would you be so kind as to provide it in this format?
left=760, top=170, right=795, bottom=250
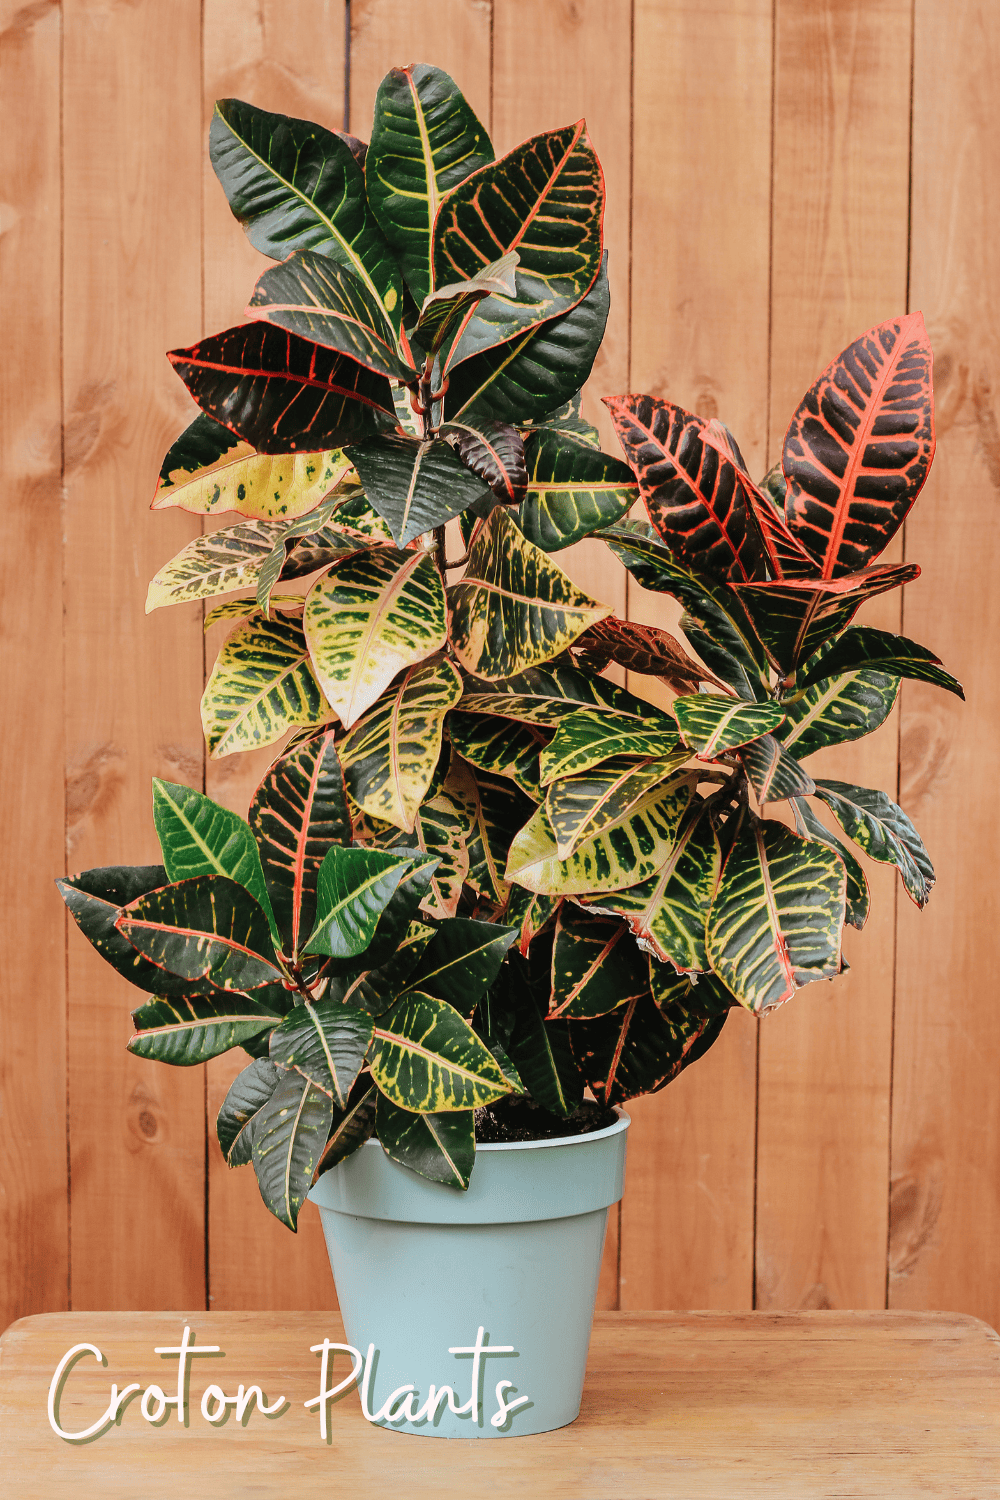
left=473, top=1095, right=617, bottom=1144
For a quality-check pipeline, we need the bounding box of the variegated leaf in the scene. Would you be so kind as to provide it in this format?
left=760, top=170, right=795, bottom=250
left=448, top=507, right=612, bottom=680
left=459, top=659, right=664, bottom=727
left=706, top=818, right=846, bottom=1014
left=203, top=596, right=304, bottom=631
left=812, top=779, right=934, bottom=908
left=700, top=417, right=816, bottom=580
left=796, top=625, right=964, bottom=699
left=316, top=1082, right=378, bottom=1176
left=776, top=665, right=900, bottom=759
left=151, top=778, right=275, bottom=936
left=339, top=656, right=463, bottom=832
left=252, top=1070, right=334, bottom=1230
left=147, top=520, right=287, bottom=612
left=549, top=905, right=649, bottom=1020
left=268, top=999, right=373, bottom=1108
left=502, top=945, right=582, bottom=1117
left=303, top=845, right=416, bottom=959
left=570, top=615, right=718, bottom=692
left=127, top=991, right=282, bottom=1066
left=789, top=796, right=870, bottom=929
left=518, top=431, right=637, bottom=552
left=520, top=391, right=600, bottom=449
left=739, top=735, right=816, bottom=803
left=466, top=769, right=534, bottom=906
left=447, top=712, right=547, bottom=799
left=303, top=547, right=447, bottom=728
left=441, top=418, right=527, bottom=504
left=672, top=693, right=785, bottom=760
left=539, top=707, right=680, bottom=786
left=568, top=983, right=729, bottom=1106
left=345, top=433, right=494, bottom=547
left=371, top=991, right=511, bottom=1112
left=413, top=753, right=478, bottom=917
left=545, top=756, right=692, bottom=858
left=404, top=918, right=518, bottom=1013
left=375, top=1093, right=475, bottom=1189
left=217, top=1058, right=281, bottom=1166
left=507, top=787, right=693, bottom=898
left=505, top=887, right=562, bottom=955
left=117, top=876, right=283, bottom=992
left=202, top=613, right=334, bottom=758
left=253, top=493, right=373, bottom=612
left=153, top=422, right=352, bottom=520
left=327, top=921, right=437, bottom=1018
left=416, top=253, right=519, bottom=361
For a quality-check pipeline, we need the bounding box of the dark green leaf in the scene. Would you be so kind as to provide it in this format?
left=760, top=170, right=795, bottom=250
left=518, top=431, right=637, bottom=551
left=316, top=1082, right=377, bottom=1175
left=375, top=1092, right=475, bottom=1189
left=568, top=985, right=726, bottom=1106
left=128, top=992, right=282, bottom=1066
left=327, top=920, right=437, bottom=1016
left=416, top=255, right=519, bottom=361
left=303, top=846, right=415, bottom=958
left=796, top=625, right=964, bottom=699
left=152, top=778, right=274, bottom=933
left=268, top=999, right=374, bottom=1108
left=371, top=991, right=511, bottom=1111
left=117, top=876, right=282, bottom=991
left=549, top=905, right=648, bottom=1019
left=520, top=392, right=600, bottom=449
left=404, top=918, right=518, bottom=1012
left=217, top=1057, right=281, bottom=1165
left=739, top=735, right=816, bottom=803
left=345, top=433, right=493, bottom=547
left=672, top=693, right=785, bottom=759
left=252, top=1070, right=334, bottom=1229
left=812, top=779, right=934, bottom=908
left=789, top=796, right=870, bottom=929
left=58, top=865, right=186, bottom=995
left=465, top=770, right=534, bottom=906
left=504, top=949, right=582, bottom=1117
left=448, top=712, right=547, bottom=799
left=776, top=663, right=900, bottom=759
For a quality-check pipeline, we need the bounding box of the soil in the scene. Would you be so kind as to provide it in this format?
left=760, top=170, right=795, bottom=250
left=473, top=1095, right=617, bottom=1144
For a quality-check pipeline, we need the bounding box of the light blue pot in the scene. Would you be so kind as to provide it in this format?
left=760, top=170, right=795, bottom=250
left=308, top=1111, right=629, bottom=1439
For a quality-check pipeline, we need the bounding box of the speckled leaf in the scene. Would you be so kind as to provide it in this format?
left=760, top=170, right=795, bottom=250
left=460, top=659, right=663, bottom=727
left=706, top=819, right=845, bottom=1014
left=549, top=905, right=648, bottom=1019
left=117, top=876, right=282, bottom=991
left=128, top=992, right=282, bottom=1066
left=316, top=1083, right=377, bottom=1175
left=568, top=985, right=728, bottom=1106
left=153, top=425, right=351, bottom=521
left=411, top=754, right=478, bottom=917
left=339, top=656, right=463, bottom=831
left=673, top=694, right=785, bottom=760
left=520, top=392, right=600, bottom=449
left=812, top=779, right=934, bottom=909
left=57, top=865, right=182, bottom=995
left=303, top=547, right=447, bottom=728
left=466, top=771, right=534, bottom=906
left=448, top=507, right=611, bottom=680
left=217, top=1058, right=281, bottom=1165
left=739, top=735, right=816, bottom=803
left=253, top=496, right=370, bottom=612
left=252, top=1070, right=334, bottom=1230
left=268, top=999, right=373, bottom=1108
left=152, top=779, right=273, bottom=931
left=154, top=412, right=240, bottom=502
left=448, top=712, right=547, bottom=799
left=503, top=948, right=582, bottom=1117
left=538, top=708, right=680, bottom=786
left=203, top=596, right=304, bottom=631
left=405, top=918, right=517, bottom=1013
left=518, top=431, right=636, bottom=551
left=303, top=846, right=415, bottom=959
left=371, top=991, right=510, bottom=1112
left=776, top=664, right=900, bottom=759
left=328, top=921, right=437, bottom=1018
left=147, top=520, right=288, bottom=612
left=796, top=625, right=964, bottom=699
left=544, top=755, right=692, bottom=857
left=345, top=433, right=494, bottom=547
left=505, top=887, right=562, bottom=955
left=375, top=1093, right=475, bottom=1189
left=789, top=796, right=870, bottom=929
left=202, top=613, right=335, bottom=759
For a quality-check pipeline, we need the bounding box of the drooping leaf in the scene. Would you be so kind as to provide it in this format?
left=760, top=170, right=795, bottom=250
left=404, top=918, right=518, bottom=1013
left=217, top=1057, right=281, bottom=1165
left=153, top=425, right=351, bottom=522
left=433, top=121, right=604, bottom=367
left=739, top=735, right=816, bottom=803
left=210, top=99, right=403, bottom=327
left=268, top=999, right=374, bottom=1108
left=503, top=946, right=582, bottom=1117
left=604, top=395, right=766, bottom=583
left=303, top=846, right=415, bottom=958
left=447, top=712, right=547, bottom=799
left=252, top=500, right=370, bottom=613
left=202, top=613, right=334, bottom=758
left=732, top=563, right=921, bottom=676
left=776, top=664, right=900, bottom=759
left=249, top=730, right=352, bottom=964
left=371, top=991, right=511, bottom=1111
left=570, top=616, right=717, bottom=692
left=568, top=984, right=728, bottom=1106
left=796, top=625, right=964, bottom=699
left=548, top=905, right=648, bottom=1019
left=706, top=818, right=845, bottom=1013
left=518, top=431, right=637, bottom=551
left=505, top=887, right=562, bottom=955
left=544, top=755, right=692, bottom=857
left=151, top=778, right=274, bottom=930
left=375, top=1093, right=475, bottom=1189
left=344, top=433, right=494, bottom=547
left=339, top=656, right=463, bottom=831
left=366, top=63, right=494, bottom=308
left=302, top=546, right=447, bottom=728
left=789, top=796, right=870, bottom=929
left=252, top=1069, right=334, bottom=1230
left=416, top=254, right=519, bottom=361
left=700, top=417, right=816, bottom=580
left=246, top=251, right=414, bottom=380
left=812, top=779, right=934, bottom=908
left=580, top=802, right=720, bottom=972
left=128, top=991, right=282, bottom=1066
left=465, top=770, right=534, bottom=906
left=117, top=876, right=283, bottom=991
left=168, top=323, right=395, bottom=454
left=441, top=419, right=527, bottom=504
left=520, top=391, right=600, bottom=449
left=672, top=693, right=785, bottom=759
left=782, top=312, right=935, bottom=578
left=316, top=1082, right=377, bottom=1175
left=445, top=255, right=610, bottom=428
left=460, top=658, right=665, bottom=727
left=448, top=507, right=611, bottom=680
left=146, top=519, right=289, bottom=612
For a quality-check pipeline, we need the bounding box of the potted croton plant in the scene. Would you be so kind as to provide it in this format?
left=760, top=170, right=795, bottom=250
left=58, top=63, right=960, bottom=1439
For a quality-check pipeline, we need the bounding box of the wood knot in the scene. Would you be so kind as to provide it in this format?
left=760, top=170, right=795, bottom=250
left=125, top=1081, right=166, bottom=1150
left=889, top=1158, right=944, bottom=1280
left=65, top=743, right=127, bottom=854
left=899, top=707, right=953, bottom=811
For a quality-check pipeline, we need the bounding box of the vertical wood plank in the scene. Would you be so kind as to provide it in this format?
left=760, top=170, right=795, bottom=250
left=63, top=0, right=206, bottom=1310
left=348, top=0, right=492, bottom=140
left=889, top=0, right=1000, bottom=1328
left=0, top=0, right=67, bottom=1327
left=619, top=0, right=772, bottom=1311
left=756, top=0, right=912, bottom=1312
left=202, top=0, right=347, bottom=1311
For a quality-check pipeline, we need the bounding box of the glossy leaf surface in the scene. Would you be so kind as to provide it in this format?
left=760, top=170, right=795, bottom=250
left=503, top=949, right=582, bottom=1117
left=303, top=846, right=415, bottom=958
left=569, top=987, right=725, bottom=1106
left=375, top=1093, right=475, bottom=1189
left=465, top=770, right=533, bottom=906
left=371, top=992, right=510, bottom=1111
left=507, top=789, right=692, bottom=898
left=442, top=419, right=527, bottom=504
left=128, top=992, right=281, bottom=1066
left=58, top=865, right=186, bottom=995
left=796, top=625, right=964, bottom=698
left=345, top=433, right=493, bottom=546
left=460, top=660, right=661, bottom=727
left=147, top=519, right=288, bottom=611
left=202, top=613, right=334, bottom=758
left=544, top=755, right=691, bottom=858
left=417, top=254, right=519, bottom=361
left=316, top=1083, right=377, bottom=1175
left=448, top=712, right=547, bottom=799
left=505, top=887, right=562, bottom=955
left=776, top=666, right=900, bottom=759
left=789, top=796, right=870, bottom=929
left=268, top=999, right=374, bottom=1108
left=739, top=735, right=816, bottom=803
left=517, top=431, right=636, bottom=551
left=812, top=779, right=935, bottom=908
left=672, top=693, right=785, bottom=759
left=117, top=876, right=282, bottom=991
left=571, top=615, right=714, bottom=692
left=154, top=422, right=349, bottom=522
left=549, top=905, right=648, bottom=1019
left=217, top=1057, right=281, bottom=1165
left=252, top=1069, right=334, bottom=1230
left=152, top=778, right=273, bottom=928
left=329, top=921, right=436, bottom=1017
left=700, top=417, right=816, bottom=580
left=404, top=918, right=518, bottom=1012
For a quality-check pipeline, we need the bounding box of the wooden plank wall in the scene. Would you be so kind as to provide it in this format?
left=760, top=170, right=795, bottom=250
left=2, top=0, right=997, bottom=1330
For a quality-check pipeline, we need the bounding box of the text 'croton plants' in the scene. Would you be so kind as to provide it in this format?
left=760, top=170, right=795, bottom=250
left=59, top=62, right=960, bottom=1228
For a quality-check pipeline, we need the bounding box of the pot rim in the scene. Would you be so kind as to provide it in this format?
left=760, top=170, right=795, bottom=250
left=358, top=1105, right=630, bottom=1157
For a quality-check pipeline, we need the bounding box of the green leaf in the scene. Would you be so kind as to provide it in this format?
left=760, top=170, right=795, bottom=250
left=504, top=888, right=562, bottom=955
left=738, top=735, right=816, bottom=803
left=580, top=803, right=720, bottom=973
left=776, top=664, right=900, bottom=759
left=416, top=254, right=519, bottom=361
left=448, top=712, right=547, bottom=799
left=152, top=778, right=274, bottom=933
left=217, top=1057, right=281, bottom=1165
left=404, top=918, right=518, bottom=1012
left=371, top=992, right=511, bottom=1111
left=202, top=613, right=335, bottom=759
left=210, top=99, right=403, bottom=328
left=568, top=981, right=730, bottom=1105
left=316, top=1082, right=377, bottom=1175
left=253, top=500, right=369, bottom=614
left=789, top=796, right=870, bottom=930
left=796, top=625, right=964, bottom=699
left=518, top=431, right=637, bottom=552
left=465, top=770, right=534, bottom=906
left=249, top=730, right=352, bottom=964
left=503, top=948, right=582, bottom=1117
left=155, top=412, right=240, bottom=497
left=303, top=846, right=415, bottom=958
left=366, top=63, right=494, bottom=309
left=406, top=753, right=477, bottom=918
left=375, top=1093, right=475, bottom=1189
left=672, top=693, right=786, bottom=759
left=153, top=425, right=351, bottom=521
left=203, top=595, right=304, bottom=631
left=328, top=920, right=437, bottom=1017
left=706, top=818, right=846, bottom=1013
left=538, top=707, right=680, bottom=785
left=344, top=434, right=494, bottom=548
left=544, top=755, right=692, bottom=858
left=343, top=854, right=441, bottom=975
left=434, top=122, right=604, bottom=367
left=251, top=1069, right=334, bottom=1230
left=246, top=251, right=414, bottom=380
left=445, top=254, right=610, bottom=428
left=303, top=547, right=447, bottom=727
left=117, top=876, right=283, bottom=991
left=812, top=779, right=934, bottom=909
left=128, top=992, right=282, bottom=1066
left=339, top=656, right=463, bottom=831
left=549, top=905, right=649, bottom=1019
left=147, top=519, right=289, bottom=611
left=460, top=659, right=665, bottom=727
left=520, top=391, right=600, bottom=449
left=448, top=507, right=611, bottom=680
left=268, top=1000, right=374, bottom=1108
left=57, top=865, right=184, bottom=995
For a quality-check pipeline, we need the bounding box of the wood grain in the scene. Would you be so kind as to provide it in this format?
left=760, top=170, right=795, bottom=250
left=348, top=0, right=492, bottom=138
left=62, top=0, right=207, bottom=1310
left=200, top=0, right=348, bottom=1315
left=756, top=0, right=913, bottom=1313
left=889, top=0, right=1000, bottom=1330
left=0, top=0, right=67, bottom=1329
left=618, top=0, right=772, bottom=1311
left=3, top=1310, right=999, bottom=1497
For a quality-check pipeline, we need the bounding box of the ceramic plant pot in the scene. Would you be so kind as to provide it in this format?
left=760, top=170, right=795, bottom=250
left=308, top=1110, right=629, bottom=1439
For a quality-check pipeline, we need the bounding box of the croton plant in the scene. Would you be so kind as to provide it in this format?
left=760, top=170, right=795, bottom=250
left=59, top=65, right=961, bottom=1230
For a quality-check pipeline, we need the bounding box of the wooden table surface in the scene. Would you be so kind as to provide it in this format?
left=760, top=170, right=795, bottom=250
left=2, top=1310, right=999, bottom=1498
